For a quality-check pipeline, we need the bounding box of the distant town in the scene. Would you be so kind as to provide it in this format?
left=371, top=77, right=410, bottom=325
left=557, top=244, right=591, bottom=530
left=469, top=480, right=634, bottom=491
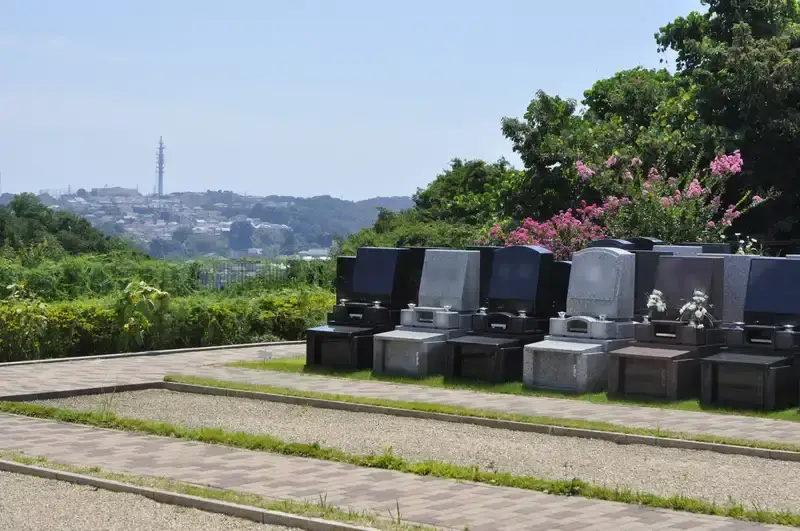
left=0, top=186, right=412, bottom=261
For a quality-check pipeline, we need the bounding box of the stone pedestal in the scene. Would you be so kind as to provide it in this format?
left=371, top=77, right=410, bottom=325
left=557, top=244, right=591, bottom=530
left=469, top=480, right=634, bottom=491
left=608, top=345, right=704, bottom=400
left=445, top=335, right=537, bottom=382
left=523, top=340, right=607, bottom=393
left=701, top=352, right=799, bottom=410
left=523, top=317, right=635, bottom=393
left=606, top=321, right=725, bottom=400
left=373, top=329, right=462, bottom=377
left=306, top=324, right=391, bottom=370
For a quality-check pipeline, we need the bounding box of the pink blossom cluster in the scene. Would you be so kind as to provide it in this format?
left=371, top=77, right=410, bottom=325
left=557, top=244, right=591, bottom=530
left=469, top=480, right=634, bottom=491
left=576, top=160, right=595, bottom=181
left=503, top=207, right=606, bottom=260
left=720, top=204, right=742, bottom=227
left=605, top=156, right=618, bottom=168
left=710, top=150, right=743, bottom=176
left=685, top=178, right=705, bottom=199
left=647, top=167, right=661, bottom=181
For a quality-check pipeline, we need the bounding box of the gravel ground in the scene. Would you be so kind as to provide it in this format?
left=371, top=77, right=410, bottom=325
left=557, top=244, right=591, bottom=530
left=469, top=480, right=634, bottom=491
left=0, top=470, right=301, bottom=531
left=35, top=389, right=800, bottom=512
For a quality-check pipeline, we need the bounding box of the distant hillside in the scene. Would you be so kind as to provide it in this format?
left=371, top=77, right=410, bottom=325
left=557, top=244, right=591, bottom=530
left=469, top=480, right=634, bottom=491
left=246, top=195, right=414, bottom=249
left=356, top=196, right=414, bottom=211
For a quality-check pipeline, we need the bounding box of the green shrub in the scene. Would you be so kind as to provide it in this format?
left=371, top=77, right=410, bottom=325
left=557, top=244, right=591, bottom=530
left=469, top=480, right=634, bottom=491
left=0, top=287, right=333, bottom=362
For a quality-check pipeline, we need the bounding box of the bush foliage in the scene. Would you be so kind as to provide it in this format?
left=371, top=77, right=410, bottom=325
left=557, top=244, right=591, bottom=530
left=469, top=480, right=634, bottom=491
left=0, top=285, right=333, bottom=363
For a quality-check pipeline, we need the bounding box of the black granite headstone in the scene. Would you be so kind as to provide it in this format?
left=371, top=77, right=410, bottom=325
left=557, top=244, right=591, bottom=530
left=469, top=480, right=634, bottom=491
left=550, top=260, right=572, bottom=315
left=633, top=251, right=672, bottom=316
left=487, top=245, right=554, bottom=316
left=466, top=245, right=499, bottom=308
left=334, top=256, right=356, bottom=303
left=587, top=239, right=636, bottom=251
left=350, top=247, right=425, bottom=309
left=627, top=237, right=664, bottom=251
left=654, top=256, right=724, bottom=320
left=743, top=258, right=800, bottom=326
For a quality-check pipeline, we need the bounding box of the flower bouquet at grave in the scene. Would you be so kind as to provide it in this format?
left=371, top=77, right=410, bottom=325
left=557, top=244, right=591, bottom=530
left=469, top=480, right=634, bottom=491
left=644, top=289, right=667, bottom=323
left=678, top=290, right=715, bottom=329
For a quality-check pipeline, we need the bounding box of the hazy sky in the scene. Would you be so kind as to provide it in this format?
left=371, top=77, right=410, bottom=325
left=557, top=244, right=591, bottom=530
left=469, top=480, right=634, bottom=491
left=0, top=0, right=703, bottom=200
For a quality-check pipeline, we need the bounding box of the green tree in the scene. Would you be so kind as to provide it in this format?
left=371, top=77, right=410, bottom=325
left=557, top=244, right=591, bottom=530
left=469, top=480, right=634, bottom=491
left=656, top=0, right=800, bottom=236
left=413, top=158, right=524, bottom=225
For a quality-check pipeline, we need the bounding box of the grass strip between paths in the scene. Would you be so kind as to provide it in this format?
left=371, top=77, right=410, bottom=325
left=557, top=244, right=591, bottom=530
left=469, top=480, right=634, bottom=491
left=1, top=390, right=799, bottom=527
left=0, top=450, right=429, bottom=531
left=167, top=374, right=800, bottom=454
left=229, top=357, right=800, bottom=423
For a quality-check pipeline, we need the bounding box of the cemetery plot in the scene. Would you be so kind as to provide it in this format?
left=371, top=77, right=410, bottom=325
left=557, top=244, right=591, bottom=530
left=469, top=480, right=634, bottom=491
left=443, top=245, right=567, bottom=382
left=524, top=247, right=637, bottom=394
left=28, top=388, right=800, bottom=513
left=373, top=249, right=481, bottom=378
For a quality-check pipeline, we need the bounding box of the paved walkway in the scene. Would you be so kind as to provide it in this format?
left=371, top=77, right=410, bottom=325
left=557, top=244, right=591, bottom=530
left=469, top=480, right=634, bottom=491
left=0, top=413, right=788, bottom=531
left=0, top=345, right=298, bottom=397
left=183, top=360, right=800, bottom=447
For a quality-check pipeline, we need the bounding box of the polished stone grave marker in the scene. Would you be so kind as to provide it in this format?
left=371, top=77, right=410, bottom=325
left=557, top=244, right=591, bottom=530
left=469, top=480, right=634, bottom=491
left=306, top=247, right=426, bottom=370
left=524, top=247, right=636, bottom=393
left=608, top=255, right=726, bottom=400
left=701, top=258, right=800, bottom=410
left=373, top=249, right=480, bottom=377
left=445, top=245, right=563, bottom=383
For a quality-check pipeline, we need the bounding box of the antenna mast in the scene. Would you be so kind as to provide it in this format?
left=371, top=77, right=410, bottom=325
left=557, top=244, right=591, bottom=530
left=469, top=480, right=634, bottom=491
left=155, top=136, right=165, bottom=197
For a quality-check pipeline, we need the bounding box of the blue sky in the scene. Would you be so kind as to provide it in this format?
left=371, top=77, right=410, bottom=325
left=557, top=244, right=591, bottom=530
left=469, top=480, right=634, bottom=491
left=0, top=0, right=703, bottom=200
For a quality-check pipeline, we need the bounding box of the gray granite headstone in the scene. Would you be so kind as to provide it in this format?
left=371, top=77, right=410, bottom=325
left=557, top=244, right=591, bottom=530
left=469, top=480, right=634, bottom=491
left=566, top=247, right=635, bottom=320
left=417, top=249, right=480, bottom=311
left=653, top=245, right=702, bottom=256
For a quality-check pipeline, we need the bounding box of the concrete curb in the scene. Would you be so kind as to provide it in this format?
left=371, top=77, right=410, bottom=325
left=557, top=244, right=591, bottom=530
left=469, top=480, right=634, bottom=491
left=0, top=382, right=163, bottom=402
left=162, top=381, right=800, bottom=463
left=0, top=341, right=304, bottom=367
left=0, top=459, right=379, bottom=531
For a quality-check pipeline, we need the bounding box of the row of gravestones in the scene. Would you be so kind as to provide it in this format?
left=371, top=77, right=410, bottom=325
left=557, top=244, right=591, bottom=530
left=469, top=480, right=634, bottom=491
left=305, top=239, right=800, bottom=411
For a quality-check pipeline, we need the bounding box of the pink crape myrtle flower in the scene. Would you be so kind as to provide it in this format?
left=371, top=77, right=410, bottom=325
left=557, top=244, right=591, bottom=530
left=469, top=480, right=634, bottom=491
left=647, top=167, right=661, bottom=182
left=631, top=157, right=642, bottom=168
left=576, top=160, right=595, bottom=181
left=606, top=156, right=618, bottom=168
left=710, top=150, right=743, bottom=176
left=752, top=195, right=763, bottom=205
left=685, top=179, right=704, bottom=199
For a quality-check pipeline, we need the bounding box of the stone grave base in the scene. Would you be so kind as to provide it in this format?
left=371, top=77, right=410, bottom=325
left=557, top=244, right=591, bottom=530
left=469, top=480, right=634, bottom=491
left=608, top=344, right=707, bottom=401
left=701, top=352, right=799, bottom=410
left=445, top=334, right=540, bottom=383
left=372, top=330, right=450, bottom=377
left=523, top=339, right=611, bottom=394
left=549, top=317, right=635, bottom=340
left=306, top=324, right=386, bottom=370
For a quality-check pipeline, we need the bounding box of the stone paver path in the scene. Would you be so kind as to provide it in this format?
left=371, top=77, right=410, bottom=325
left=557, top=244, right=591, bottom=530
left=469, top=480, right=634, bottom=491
left=0, top=413, right=788, bottom=531
left=183, top=360, right=800, bottom=447
left=0, top=345, right=298, bottom=397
